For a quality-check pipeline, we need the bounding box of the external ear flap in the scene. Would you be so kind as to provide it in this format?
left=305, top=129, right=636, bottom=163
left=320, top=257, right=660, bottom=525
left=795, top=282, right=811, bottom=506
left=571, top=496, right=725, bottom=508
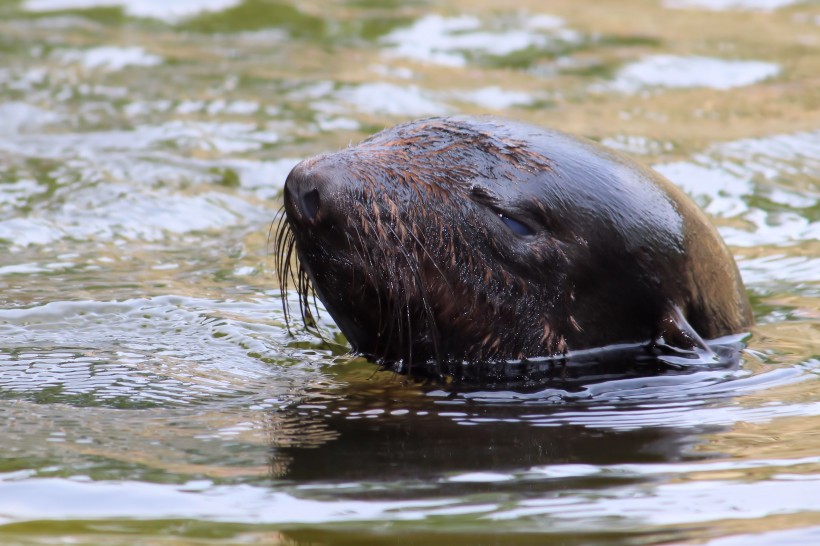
left=652, top=306, right=717, bottom=366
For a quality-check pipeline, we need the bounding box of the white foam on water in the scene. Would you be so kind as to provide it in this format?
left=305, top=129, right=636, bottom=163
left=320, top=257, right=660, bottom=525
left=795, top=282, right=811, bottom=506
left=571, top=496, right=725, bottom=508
left=336, top=82, right=451, bottom=116
left=0, top=465, right=818, bottom=531
left=0, top=185, right=264, bottom=248
left=699, top=526, right=820, bottom=546
left=336, top=82, right=535, bottom=116
left=655, top=129, right=820, bottom=248
left=0, top=262, right=47, bottom=275
left=655, top=159, right=754, bottom=217
left=24, top=0, right=240, bottom=23
left=0, top=179, right=48, bottom=209
left=603, top=55, right=780, bottom=92
left=382, top=13, right=579, bottom=68
left=452, top=86, right=535, bottom=109
left=122, top=99, right=173, bottom=117
left=0, top=120, right=280, bottom=158
left=0, top=217, right=61, bottom=247
left=0, top=118, right=287, bottom=248
left=721, top=209, right=820, bottom=247
left=664, top=0, right=804, bottom=11
left=218, top=157, right=301, bottom=192
left=316, top=116, right=360, bottom=132
left=738, top=254, right=820, bottom=284
left=601, top=135, right=675, bottom=156
left=447, top=472, right=515, bottom=483
left=52, top=46, right=162, bottom=71
left=0, top=476, right=453, bottom=524
left=0, top=102, right=61, bottom=134
left=525, top=14, right=567, bottom=30
left=204, top=99, right=260, bottom=116
left=486, top=473, right=820, bottom=526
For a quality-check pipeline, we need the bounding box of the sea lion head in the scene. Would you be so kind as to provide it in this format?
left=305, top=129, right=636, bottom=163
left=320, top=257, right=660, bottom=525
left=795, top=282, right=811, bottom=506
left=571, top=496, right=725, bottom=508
left=277, top=117, right=578, bottom=369
left=275, top=116, right=752, bottom=374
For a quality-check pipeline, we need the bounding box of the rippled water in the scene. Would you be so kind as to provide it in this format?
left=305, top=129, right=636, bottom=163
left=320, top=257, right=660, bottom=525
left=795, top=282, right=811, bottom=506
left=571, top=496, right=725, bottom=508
left=0, top=0, right=818, bottom=544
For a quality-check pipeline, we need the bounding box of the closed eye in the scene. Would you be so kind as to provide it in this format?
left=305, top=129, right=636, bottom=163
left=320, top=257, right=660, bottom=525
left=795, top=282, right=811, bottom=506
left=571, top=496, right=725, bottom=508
left=469, top=186, right=538, bottom=238
left=499, top=213, right=536, bottom=237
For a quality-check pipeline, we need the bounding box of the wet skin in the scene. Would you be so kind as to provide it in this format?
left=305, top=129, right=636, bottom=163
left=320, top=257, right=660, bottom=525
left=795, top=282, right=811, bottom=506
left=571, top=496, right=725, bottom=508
left=278, top=116, right=753, bottom=372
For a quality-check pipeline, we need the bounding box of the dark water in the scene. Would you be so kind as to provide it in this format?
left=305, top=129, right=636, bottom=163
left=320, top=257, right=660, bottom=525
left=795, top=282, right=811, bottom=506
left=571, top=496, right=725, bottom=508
left=0, top=0, right=818, bottom=544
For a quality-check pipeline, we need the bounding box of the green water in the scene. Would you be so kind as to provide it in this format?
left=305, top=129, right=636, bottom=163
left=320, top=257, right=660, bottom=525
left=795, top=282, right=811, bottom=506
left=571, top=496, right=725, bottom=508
left=0, top=0, right=818, bottom=544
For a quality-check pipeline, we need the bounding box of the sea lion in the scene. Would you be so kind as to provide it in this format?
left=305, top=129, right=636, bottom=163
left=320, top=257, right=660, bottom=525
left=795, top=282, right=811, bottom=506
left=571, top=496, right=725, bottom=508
left=275, top=116, right=753, bottom=379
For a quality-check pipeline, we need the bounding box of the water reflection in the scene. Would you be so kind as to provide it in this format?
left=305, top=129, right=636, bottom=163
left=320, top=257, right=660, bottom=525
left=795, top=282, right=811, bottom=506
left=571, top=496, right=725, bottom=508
left=265, top=355, right=818, bottom=482
left=269, top=400, right=720, bottom=483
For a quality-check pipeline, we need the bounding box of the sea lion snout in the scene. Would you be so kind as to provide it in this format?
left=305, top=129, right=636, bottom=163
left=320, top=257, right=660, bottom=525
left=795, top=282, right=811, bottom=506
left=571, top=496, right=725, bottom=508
left=283, top=159, right=344, bottom=229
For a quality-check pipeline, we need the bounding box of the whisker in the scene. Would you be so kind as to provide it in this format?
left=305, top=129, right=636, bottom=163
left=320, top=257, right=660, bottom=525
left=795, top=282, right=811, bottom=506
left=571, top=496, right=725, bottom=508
left=272, top=210, right=295, bottom=331
left=356, top=205, right=399, bottom=364
left=382, top=220, right=443, bottom=377
left=272, top=209, right=322, bottom=339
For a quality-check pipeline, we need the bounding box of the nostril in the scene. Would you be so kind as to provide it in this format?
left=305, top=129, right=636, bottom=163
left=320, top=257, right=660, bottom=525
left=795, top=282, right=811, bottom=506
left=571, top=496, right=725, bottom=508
left=301, top=188, right=321, bottom=221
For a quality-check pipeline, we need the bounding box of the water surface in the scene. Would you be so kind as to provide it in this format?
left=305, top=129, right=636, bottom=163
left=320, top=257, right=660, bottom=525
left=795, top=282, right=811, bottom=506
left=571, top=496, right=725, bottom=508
left=0, top=0, right=818, bottom=544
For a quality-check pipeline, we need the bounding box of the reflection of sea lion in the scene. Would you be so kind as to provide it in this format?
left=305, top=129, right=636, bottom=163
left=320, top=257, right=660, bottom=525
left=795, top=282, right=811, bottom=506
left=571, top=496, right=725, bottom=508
left=275, top=116, right=753, bottom=375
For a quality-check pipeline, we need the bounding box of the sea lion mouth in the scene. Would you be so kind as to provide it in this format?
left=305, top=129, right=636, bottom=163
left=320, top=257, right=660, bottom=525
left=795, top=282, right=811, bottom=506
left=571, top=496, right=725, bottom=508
left=273, top=200, right=446, bottom=370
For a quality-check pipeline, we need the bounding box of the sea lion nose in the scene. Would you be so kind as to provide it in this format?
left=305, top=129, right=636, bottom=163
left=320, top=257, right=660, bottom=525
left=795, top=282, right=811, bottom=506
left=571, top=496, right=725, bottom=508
left=300, top=188, right=320, bottom=221
left=283, top=160, right=335, bottom=226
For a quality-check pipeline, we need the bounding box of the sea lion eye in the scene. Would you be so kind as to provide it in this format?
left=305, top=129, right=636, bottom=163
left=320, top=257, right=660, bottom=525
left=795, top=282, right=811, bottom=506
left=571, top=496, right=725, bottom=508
left=499, top=213, right=535, bottom=237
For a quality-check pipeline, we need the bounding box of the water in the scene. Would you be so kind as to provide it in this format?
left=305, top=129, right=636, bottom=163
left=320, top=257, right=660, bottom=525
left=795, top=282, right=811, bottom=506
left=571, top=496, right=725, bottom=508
left=0, top=0, right=818, bottom=544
